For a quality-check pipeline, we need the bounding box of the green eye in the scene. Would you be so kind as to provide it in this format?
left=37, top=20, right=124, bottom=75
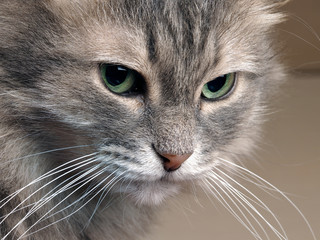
left=100, top=64, right=142, bottom=95
left=201, top=73, right=236, bottom=100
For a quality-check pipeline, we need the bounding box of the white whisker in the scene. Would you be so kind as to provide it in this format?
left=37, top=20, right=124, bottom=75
left=198, top=183, right=220, bottom=211
left=22, top=170, right=126, bottom=239
left=202, top=178, right=262, bottom=240
left=289, top=14, right=320, bottom=42
left=206, top=174, right=264, bottom=240
left=0, top=152, right=98, bottom=209
left=224, top=167, right=281, bottom=199
left=2, top=159, right=103, bottom=240
left=213, top=167, right=287, bottom=234
left=41, top=166, right=121, bottom=223
left=84, top=171, right=127, bottom=229
left=217, top=157, right=317, bottom=240
left=211, top=169, right=287, bottom=240
left=0, top=156, right=97, bottom=219
left=1, top=145, right=94, bottom=166
left=190, top=179, right=203, bottom=208
left=12, top=165, right=106, bottom=240
left=67, top=177, right=101, bottom=217
left=280, top=29, right=320, bottom=52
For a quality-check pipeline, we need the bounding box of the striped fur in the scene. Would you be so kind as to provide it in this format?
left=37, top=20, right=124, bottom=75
left=0, top=1, right=290, bottom=239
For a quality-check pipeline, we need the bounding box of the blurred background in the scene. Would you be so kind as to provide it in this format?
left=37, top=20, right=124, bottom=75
left=144, top=1, right=320, bottom=239
left=282, top=0, right=320, bottom=71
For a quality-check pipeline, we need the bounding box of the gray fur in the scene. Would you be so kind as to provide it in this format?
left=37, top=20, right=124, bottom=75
left=0, top=0, right=288, bottom=239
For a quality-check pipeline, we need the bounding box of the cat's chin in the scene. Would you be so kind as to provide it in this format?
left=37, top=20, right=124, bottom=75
left=123, top=181, right=181, bottom=206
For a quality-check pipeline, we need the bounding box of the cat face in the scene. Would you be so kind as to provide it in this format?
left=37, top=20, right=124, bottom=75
left=0, top=0, right=285, bottom=206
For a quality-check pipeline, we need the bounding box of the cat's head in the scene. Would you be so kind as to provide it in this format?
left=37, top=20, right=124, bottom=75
left=0, top=0, right=287, bottom=205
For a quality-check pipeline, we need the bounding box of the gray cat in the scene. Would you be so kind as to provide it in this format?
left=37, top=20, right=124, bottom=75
left=0, top=0, right=313, bottom=240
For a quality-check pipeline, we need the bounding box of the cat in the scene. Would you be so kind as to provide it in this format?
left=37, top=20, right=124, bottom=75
left=0, top=0, right=314, bottom=240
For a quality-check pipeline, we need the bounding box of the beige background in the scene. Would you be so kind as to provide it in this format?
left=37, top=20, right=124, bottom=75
left=144, top=1, right=320, bottom=239
left=281, top=0, right=320, bottom=70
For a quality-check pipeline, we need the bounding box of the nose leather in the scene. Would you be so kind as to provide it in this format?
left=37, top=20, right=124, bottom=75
left=160, top=153, right=192, bottom=172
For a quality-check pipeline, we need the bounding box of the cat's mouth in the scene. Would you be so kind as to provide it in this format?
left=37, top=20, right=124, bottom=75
left=117, top=178, right=184, bottom=206
left=113, top=163, right=213, bottom=206
left=91, top=149, right=207, bottom=205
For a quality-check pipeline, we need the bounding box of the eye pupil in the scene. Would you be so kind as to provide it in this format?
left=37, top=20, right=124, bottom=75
left=207, top=75, right=227, bottom=93
left=104, top=66, right=128, bottom=86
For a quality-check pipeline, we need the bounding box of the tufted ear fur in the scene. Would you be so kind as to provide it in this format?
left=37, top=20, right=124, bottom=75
left=266, top=0, right=290, bottom=9
left=252, top=0, right=289, bottom=27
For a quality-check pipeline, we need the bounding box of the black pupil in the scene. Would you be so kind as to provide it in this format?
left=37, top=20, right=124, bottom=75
left=207, top=75, right=226, bottom=92
left=105, top=65, right=128, bottom=86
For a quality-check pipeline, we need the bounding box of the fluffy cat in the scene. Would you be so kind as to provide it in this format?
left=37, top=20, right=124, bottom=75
left=0, top=0, right=313, bottom=239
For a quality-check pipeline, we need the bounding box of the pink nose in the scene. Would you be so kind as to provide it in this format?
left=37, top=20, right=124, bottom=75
left=160, top=153, right=192, bottom=172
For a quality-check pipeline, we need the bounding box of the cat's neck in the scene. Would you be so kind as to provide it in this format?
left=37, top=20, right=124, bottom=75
left=84, top=197, right=156, bottom=240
